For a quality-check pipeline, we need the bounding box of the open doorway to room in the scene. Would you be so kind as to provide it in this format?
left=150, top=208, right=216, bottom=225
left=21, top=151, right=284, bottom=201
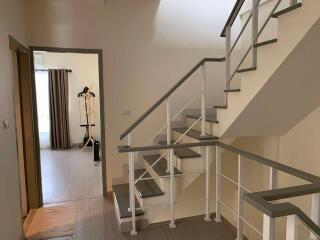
left=31, top=48, right=106, bottom=205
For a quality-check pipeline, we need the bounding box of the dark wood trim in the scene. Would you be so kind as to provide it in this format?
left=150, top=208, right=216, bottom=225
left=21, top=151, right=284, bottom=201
left=119, top=57, right=225, bottom=140
left=29, top=46, right=107, bottom=202
left=9, top=35, right=28, bottom=53
left=9, top=36, right=42, bottom=210
left=28, top=49, right=43, bottom=207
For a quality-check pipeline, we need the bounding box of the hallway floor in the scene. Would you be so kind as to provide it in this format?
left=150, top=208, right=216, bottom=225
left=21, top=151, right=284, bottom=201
left=40, top=148, right=103, bottom=204
left=48, top=197, right=236, bottom=240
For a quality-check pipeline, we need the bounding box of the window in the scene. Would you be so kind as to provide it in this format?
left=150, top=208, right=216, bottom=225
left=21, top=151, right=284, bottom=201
left=35, top=71, right=50, bottom=148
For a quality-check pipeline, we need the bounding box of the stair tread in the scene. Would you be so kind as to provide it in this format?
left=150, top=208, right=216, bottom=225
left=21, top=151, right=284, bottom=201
left=237, top=67, right=257, bottom=73
left=143, top=154, right=182, bottom=177
left=254, top=39, right=277, bottom=48
left=214, top=105, right=228, bottom=109
left=173, top=127, right=218, bottom=140
left=185, top=113, right=219, bottom=123
left=113, top=184, right=144, bottom=219
left=135, top=179, right=164, bottom=198
left=224, top=89, right=241, bottom=93
left=159, top=141, right=201, bottom=159
left=135, top=168, right=151, bottom=180
left=272, top=3, right=302, bottom=18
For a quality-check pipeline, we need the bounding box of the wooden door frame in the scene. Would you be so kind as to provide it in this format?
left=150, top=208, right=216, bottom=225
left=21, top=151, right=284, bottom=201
left=9, top=36, right=42, bottom=210
left=29, top=46, right=107, bottom=205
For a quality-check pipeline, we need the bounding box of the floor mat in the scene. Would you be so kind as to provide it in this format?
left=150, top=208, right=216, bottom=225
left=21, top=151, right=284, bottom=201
left=25, top=204, right=77, bottom=240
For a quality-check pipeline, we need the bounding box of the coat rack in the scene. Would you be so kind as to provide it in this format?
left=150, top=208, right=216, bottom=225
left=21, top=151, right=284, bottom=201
left=78, top=86, right=95, bottom=151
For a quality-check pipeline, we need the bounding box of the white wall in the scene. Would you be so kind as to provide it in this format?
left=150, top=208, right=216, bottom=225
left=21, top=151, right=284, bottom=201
left=0, top=0, right=26, bottom=239
left=37, top=52, right=101, bottom=145
left=25, top=0, right=238, bottom=190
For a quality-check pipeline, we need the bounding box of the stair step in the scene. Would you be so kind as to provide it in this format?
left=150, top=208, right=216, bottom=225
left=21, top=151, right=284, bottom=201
left=224, top=89, right=241, bottom=93
left=214, top=105, right=228, bottom=109
left=254, top=39, right=277, bottom=48
left=272, top=3, right=302, bottom=18
left=158, top=141, right=201, bottom=159
left=113, top=184, right=144, bottom=219
left=172, top=127, right=218, bottom=140
left=237, top=67, right=257, bottom=73
left=143, top=154, right=182, bottom=177
left=185, top=113, right=219, bottom=123
left=135, top=168, right=151, bottom=180
left=135, top=179, right=164, bottom=198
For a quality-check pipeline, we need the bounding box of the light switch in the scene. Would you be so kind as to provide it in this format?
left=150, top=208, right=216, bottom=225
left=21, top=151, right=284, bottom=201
left=3, top=120, right=9, bottom=129
left=122, top=110, right=131, bottom=116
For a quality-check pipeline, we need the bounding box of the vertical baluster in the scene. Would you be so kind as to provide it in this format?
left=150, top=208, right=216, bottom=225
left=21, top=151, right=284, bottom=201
left=237, top=155, right=244, bottom=240
left=215, top=146, right=222, bottom=222
left=166, top=98, right=171, bottom=173
left=128, top=134, right=132, bottom=212
left=201, top=62, right=206, bottom=137
left=252, top=0, right=259, bottom=68
left=286, top=215, right=298, bottom=240
left=225, top=25, right=231, bottom=91
left=310, top=193, right=320, bottom=240
left=263, top=167, right=277, bottom=240
left=128, top=134, right=137, bottom=235
left=169, top=148, right=176, bottom=228
left=204, top=146, right=211, bottom=222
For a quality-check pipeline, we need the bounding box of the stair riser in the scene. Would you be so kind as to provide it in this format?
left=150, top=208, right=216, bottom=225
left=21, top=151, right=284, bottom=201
left=143, top=160, right=172, bottom=191
left=173, top=132, right=201, bottom=154
left=185, top=117, right=213, bottom=133
left=113, top=193, right=148, bottom=232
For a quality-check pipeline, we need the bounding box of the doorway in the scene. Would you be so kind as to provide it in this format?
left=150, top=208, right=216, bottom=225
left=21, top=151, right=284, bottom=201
left=30, top=47, right=106, bottom=205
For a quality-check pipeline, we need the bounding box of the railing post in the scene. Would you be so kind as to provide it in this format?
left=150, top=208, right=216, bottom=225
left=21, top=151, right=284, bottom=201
left=204, top=146, right=211, bottom=222
left=128, top=133, right=133, bottom=212
left=201, top=63, right=206, bottom=137
left=215, top=146, right=222, bottom=222
left=252, top=0, right=259, bottom=68
left=128, top=133, right=137, bottom=235
left=237, top=155, right=244, bottom=240
left=225, top=25, right=231, bottom=91
left=263, top=167, right=277, bottom=240
left=286, top=215, right=298, bottom=240
left=166, top=98, right=171, bottom=173
left=169, top=148, right=176, bottom=229
left=310, top=193, right=320, bottom=240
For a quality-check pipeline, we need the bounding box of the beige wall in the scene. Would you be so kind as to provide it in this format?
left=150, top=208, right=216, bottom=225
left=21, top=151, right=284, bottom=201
left=38, top=52, right=101, bottom=144
left=25, top=0, right=238, bottom=191
left=0, top=0, right=26, bottom=239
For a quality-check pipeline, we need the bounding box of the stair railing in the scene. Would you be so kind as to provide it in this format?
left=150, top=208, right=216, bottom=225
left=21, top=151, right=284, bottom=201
left=120, top=57, right=224, bottom=235
left=119, top=141, right=320, bottom=239
left=222, top=0, right=301, bottom=90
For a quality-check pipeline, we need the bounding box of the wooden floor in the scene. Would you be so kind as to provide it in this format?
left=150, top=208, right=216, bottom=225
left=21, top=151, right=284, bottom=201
left=49, top=197, right=236, bottom=240
left=41, top=148, right=103, bottom=204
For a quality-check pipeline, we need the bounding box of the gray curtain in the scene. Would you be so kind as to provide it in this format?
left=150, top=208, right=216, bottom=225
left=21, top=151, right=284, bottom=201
left=48, top=69, right=71, bottom=149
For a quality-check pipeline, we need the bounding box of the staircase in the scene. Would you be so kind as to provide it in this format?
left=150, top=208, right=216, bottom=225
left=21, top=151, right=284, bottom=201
left=114, top=0, right=320, bottom=238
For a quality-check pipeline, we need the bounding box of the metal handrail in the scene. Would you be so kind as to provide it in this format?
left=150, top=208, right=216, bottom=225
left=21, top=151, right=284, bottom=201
left=221, top=0, right=246, bottom=37
left=118, top=140, right=320, bottom=237
left=119, top=57, right=225, bottom=140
